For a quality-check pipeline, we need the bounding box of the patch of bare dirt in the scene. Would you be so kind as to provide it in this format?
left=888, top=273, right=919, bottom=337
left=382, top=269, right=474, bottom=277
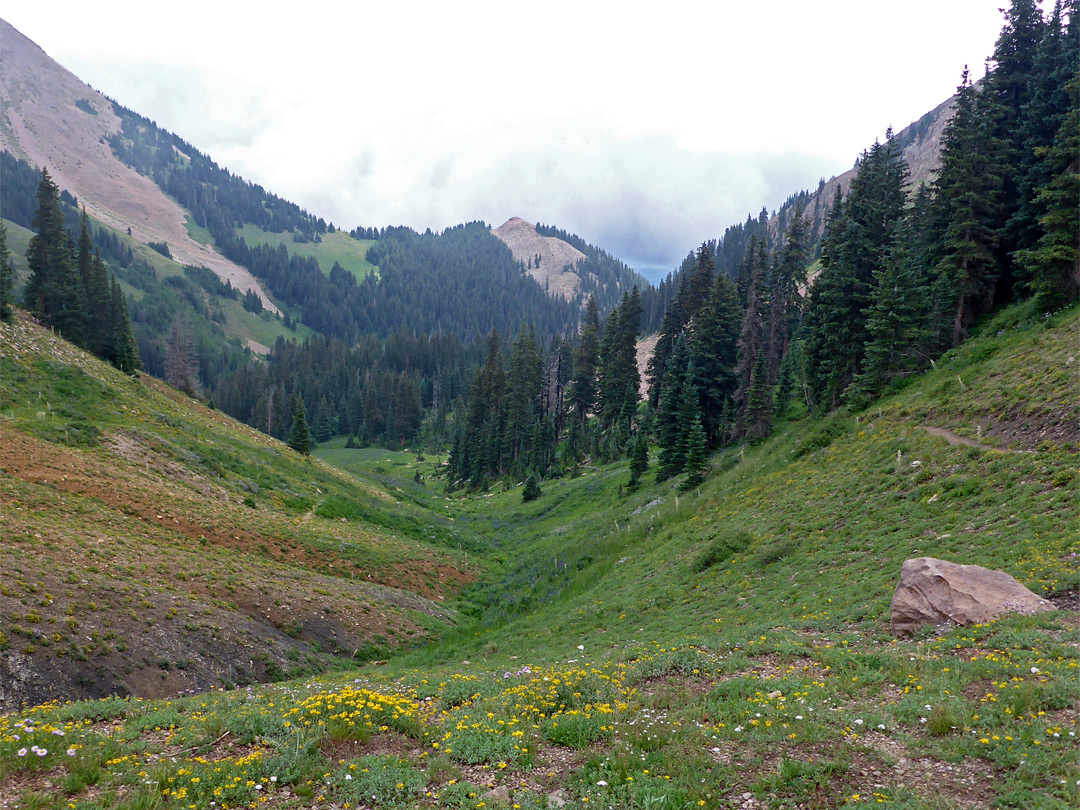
left=636, top=334, right=658, bottom=397
left=859, top=731, right=996, bottom=808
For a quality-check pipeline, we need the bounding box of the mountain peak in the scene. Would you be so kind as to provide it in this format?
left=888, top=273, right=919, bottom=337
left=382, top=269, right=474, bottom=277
left=492, top=217, right=588, bottom=302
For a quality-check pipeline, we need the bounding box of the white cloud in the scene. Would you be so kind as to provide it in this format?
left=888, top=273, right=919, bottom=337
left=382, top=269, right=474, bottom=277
left=2, top=0, right=1010, bottom=272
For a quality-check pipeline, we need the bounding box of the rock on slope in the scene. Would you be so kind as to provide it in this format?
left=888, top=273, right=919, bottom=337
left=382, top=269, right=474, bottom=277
left=492, top=217, right=588, bottom=301
left=0, top=18, right=279, bottom=313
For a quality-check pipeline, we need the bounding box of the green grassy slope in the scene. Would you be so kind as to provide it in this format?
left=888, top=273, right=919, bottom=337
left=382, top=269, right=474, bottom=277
left=0, top=311, right=481, bottom=714
left=235, top=224, right=378, bottom=281
left=1, top=303, right=1076, bottom=810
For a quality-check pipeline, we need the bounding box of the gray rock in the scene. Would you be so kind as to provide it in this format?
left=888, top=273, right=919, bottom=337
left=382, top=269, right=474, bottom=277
left=890, top=557, right=1054, bottom=636
left=481, top=785, right=511, bottom=805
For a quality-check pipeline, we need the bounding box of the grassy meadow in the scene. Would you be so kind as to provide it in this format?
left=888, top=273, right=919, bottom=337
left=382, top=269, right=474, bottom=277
left=234, top=225, right=378, bottom=282
left=0, top=302, right=1076, bottom=809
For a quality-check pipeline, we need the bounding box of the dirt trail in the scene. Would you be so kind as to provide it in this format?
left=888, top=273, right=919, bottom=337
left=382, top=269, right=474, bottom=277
left=919, top=426, right=980, bottom=448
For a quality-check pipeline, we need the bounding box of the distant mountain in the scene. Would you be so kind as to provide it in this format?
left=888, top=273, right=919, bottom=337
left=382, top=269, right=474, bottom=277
left=493, top=217, right=650, bottom=309
left=663, top=94, right=957, bottom=297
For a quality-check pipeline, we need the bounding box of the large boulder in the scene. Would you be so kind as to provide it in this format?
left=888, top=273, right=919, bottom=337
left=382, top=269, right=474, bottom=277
left=890, top=557, right=1055, bottom=636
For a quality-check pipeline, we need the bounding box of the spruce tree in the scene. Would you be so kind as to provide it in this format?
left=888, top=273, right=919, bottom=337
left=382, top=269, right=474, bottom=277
left=628, top=430, right=649, bottom=489
left=986, top=0, right=1047, bottom=270
left=1009, top=0, right=1076, bottom=261
left=25, top=168, right=83, bottom=341
left=86, top=251, right=112, bottom=357
left=847, top=224, right=932, bottom=406
left=680, top=420, right=708, bottom=491
left=109, top=279, right=141, bottom=375
left=804, top=134, right=909, bottom=408
left=645, top=245, right=713, bottom=406
left=569, top=296, right=601, bottom=430
left=765, top=210, right=809, bottom=384
left=654, top=336, right=689, bottom=481
left=522, top=473, right=542, bottom=502
left=733, top=237, right=767, bottom=419
left=744, top=352, right=773, bottom=441
left=288, top=395, right=312, bottom=455
left=1016, top=70, right=1080, bottom=310
left=688, top=268, right=740, bottom=444
left=933, top=68, right=1007, bottom=345
left=671, top=362, right=700, bottom=477
left=0, top=222, right=13, bottom=322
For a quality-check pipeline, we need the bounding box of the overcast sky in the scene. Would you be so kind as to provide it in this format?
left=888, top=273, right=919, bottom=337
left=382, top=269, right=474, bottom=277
left=2, top=1, right=1010, bottom=279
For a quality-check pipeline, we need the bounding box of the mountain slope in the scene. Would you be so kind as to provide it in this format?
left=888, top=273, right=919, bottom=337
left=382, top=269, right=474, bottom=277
left=0, top=311, right=481, bottom=710
left=0, top=19, right=278, bottom=314
left=492, top=217, right=588, bottom=301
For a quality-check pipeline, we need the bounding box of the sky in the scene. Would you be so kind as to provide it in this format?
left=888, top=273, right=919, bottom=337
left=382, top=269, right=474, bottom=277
left=1, top=1, right=1010, bottom=280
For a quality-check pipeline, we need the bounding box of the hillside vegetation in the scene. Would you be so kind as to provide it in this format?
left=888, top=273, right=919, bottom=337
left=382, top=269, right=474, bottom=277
left=0, top=311, right=480, bottom=711
left=1, top=302, right=1075, bottom=810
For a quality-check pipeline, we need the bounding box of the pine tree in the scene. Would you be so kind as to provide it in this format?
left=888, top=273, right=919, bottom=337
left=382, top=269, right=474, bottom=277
left=655, top=337, right=689, bottom=482
left=986, top=0, right=1047, bottom=270
left=1009, top=0, right=1076, bottom=261
left=688, top=269, right=740, bottom=444
left=680, top=420, right=708, bottom=491
left=25, top=168, right=83, bottom=341
left=804, top=135, right=909, bottom=408
left=933, top=68, right=1007, bottom=345
left=744, top=352, right=773, bottom=441
left=597, top=287, right=642, bottom=432
left=671, top=362, right=700, bottom=476
left=733, top=237, right=767, bottom=419
left=645, top=245, right=713, bottom=406
left=109, top=279, right=141, bottom=375
left=0, top=222, right=14, bottom=322
left=288, top=395, right=312, bottom=455
left=86, top=251, right=112, bottom=357
left=568, top=296, right=601, bottom=430
left=847, top=224, right=932, bottom=406
left=503, top=325, right=543, bottom=471
left=522, top=473, right=542, bottom=502
left=1016, top=69, right=1080, bottom=310
left=765, top=209, right=809, bottom=384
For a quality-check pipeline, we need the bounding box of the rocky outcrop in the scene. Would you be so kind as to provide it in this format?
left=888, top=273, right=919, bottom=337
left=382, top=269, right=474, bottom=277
left=491, top=217, right=588, bottom=302
left=890, top=557, right=1055, bottom=636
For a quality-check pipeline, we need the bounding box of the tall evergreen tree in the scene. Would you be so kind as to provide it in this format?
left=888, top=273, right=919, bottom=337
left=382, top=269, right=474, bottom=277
left=672, top=362, right=702, bottom=474
left=986, top=0, right=1046, bottom=271
left=655, top=337, right=689, bottom=482
left=645, top=244, right=714, bottom=406
left=764, top=210, right=809, bottom=384
left=744, top=352, right=773, bottom=441
left=25, top=168, right=82, bottom=340
left=680, top=420, right=708, bottom=491
left=733, top=236, right=767, bottom=422
left=109, top=279, right=141, bottom=375
left=804, top=135, right=909, bottom=408
left=568, top=296, right=600, bottom=430
left=628, top=430, right=649, bottom=489
left=933, top=68, right=1007, bottom=345
left=597, top=287, right=642, bottom=433
left=1016, top=69, right=1080, bottom=310
left=288, top=395, right=312, bottom=455
left=1009, top=1, right=1077, bottom=261
left=0, top=222, right=13, bottom=322
left=688, top=268, right=741, bottom=444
